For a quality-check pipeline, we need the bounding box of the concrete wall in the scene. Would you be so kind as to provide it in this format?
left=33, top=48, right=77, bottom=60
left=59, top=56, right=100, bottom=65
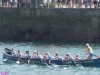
left=0, top=8, right=100, bottom=42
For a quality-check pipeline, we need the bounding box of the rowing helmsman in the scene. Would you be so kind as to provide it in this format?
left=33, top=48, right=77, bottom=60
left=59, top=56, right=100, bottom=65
left=85, top=43, right=93, bottom=60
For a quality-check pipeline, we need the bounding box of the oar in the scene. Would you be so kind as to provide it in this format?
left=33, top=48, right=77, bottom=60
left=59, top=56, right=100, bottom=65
left=28, top=58, right=31, bottom=64
left=41, top=59, right=50, bottom=67
left=28, top=51, right=38, bottom=64
left=62, top=59, right=71, bottom=67
left=71, top=58, right=80, bottom=66
left=16, top=57, right=21, bottom=64
left=93, top=54, right=100, bottom=58
left=3, top=57, right=11, bottom=61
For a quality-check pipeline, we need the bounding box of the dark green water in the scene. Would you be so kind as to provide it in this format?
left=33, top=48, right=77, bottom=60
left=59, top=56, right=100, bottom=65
left=0, top=41, right=100, bottom=75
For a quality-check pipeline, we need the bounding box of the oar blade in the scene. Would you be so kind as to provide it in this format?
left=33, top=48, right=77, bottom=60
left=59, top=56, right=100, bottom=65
left=3, top=59, right=7, bottom=61
left=16, top=61, right=20, bottom=64
left=28, top=60, right=30, bottom=64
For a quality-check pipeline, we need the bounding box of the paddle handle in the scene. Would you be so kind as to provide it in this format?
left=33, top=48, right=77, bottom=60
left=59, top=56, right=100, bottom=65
left=93, top=54, right=100, bottom=58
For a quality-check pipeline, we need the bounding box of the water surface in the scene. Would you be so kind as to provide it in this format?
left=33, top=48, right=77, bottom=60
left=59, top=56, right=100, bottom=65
left=0, top=41, right=100, bottom=75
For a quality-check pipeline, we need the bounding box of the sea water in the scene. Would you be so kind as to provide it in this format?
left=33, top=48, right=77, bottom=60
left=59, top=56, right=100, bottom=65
left=0, top=40, right=100, bottom=75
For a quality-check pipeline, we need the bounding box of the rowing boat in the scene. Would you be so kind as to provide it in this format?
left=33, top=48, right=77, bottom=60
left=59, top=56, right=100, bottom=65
left=3, top=48, right=100, bottom=67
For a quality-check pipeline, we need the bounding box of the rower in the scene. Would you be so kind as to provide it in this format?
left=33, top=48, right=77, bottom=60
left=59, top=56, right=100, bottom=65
left=15, top=50, right=21, bottom=57
left=32, top=51, right=41, bottom=59
left=43, top=52, right=49, bottom=60
left=32, top=51, right=37, bottom=59
left=11, top=48, right=16, bottom=56
left=64, top=53, right=70, bottom=60
left=47, top=52, right=52, bottom=60
left=74, top=54, right=80, bottom=60
left=37, top=51, right=41, bottom=59
left=54, top=52, right=62, bottom=60
left=22, top=51, right=31, bottom=58
left=85, top=43, right=93, bottom=60
left=64, top=53, right=73, bottom=60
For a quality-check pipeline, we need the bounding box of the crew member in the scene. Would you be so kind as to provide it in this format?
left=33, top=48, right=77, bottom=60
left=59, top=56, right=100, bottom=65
left=85, top=43, right=93, bottom=60
left=15, top=50, right=21, bottom=57
left=74, top=54, right=80, bottom=60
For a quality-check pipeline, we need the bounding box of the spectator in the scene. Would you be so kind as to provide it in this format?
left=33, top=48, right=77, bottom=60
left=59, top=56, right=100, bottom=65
left=4, top=0, right=8, bottom=7
left=98, top=0, right=100, bottom=8
left=75, top=0, right=79, bottom=8
left=17, top=0, right=21, bottom=8
left=58, top=0, right=61, bottom=8
left=88, top=0, right=93, bottom=8
left=72, top=0, right=75, bottom=7
left=68, top=0, right=72, bottom=8
left=10, top=0, right=17, bottom=7
left=61, top=0, right=67, bottom=8
left=93, top=0, right=98, bottom=8
left=78, top=0, right=83, bottom=8
left=84, top=0, right=88, bottom=8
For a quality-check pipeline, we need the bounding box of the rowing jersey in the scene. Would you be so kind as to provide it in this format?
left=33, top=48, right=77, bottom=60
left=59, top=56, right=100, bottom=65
left=87, top=46, right=93, bottom=54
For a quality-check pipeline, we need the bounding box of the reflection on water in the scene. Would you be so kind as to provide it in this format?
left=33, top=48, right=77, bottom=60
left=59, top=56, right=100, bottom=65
left=0, top=40, right=100, bottom=75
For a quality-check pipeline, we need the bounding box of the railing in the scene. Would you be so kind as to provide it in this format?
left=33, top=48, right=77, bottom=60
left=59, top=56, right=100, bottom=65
left=1, top=0, right=100, bottom=8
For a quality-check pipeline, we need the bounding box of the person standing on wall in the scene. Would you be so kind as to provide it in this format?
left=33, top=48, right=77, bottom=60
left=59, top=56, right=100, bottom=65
left=84, top=0, right=88, bottom=8
left=4, top=0, right=8, bottom=7
left=87, top=0, right=93, bottom=8
left=58, top=0, right=61, bottom=8
left=75, top=0, right=79, bottom=8
left=78, top=0, right=83, bottom=8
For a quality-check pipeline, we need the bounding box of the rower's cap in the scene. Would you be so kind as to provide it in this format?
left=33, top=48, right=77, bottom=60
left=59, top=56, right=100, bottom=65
left=68, top=53, right=71, bottom=55
left=34, top=51, right=37, bottom=53
left=76, top=54, right=79, bottom=56
left=56, top=52, right=58, bottom=54
left=55, top=52, right=59, bottom=55
left=86, top=43, right=89, bottom=46
left=34, top=51, right=36, bottom=52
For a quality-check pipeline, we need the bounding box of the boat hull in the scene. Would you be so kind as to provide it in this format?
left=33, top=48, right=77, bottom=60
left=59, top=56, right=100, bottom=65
left=3, top=48, right=100, bottom=67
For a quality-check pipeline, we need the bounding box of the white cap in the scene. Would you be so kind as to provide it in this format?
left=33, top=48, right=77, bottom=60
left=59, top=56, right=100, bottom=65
left=34, top=51, right=37, bottom=54
left=68, top=53, right=71, bottom=55
left=86, top=43, right=89, bottom=46
left=55, top=52, right=59, bottom=55
left=34, top=51, right=37, bottom=52
left=56, top=52, right=58, bottom=54
left=76, top=54, right=79, bottom=56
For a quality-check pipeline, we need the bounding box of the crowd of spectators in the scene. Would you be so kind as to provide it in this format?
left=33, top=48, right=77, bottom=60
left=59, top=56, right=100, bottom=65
left=3, top=0, right=30, bottom=7
left=2, top=0, right=100, bottom=8
left=57, top=0, right=100, bottom=8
